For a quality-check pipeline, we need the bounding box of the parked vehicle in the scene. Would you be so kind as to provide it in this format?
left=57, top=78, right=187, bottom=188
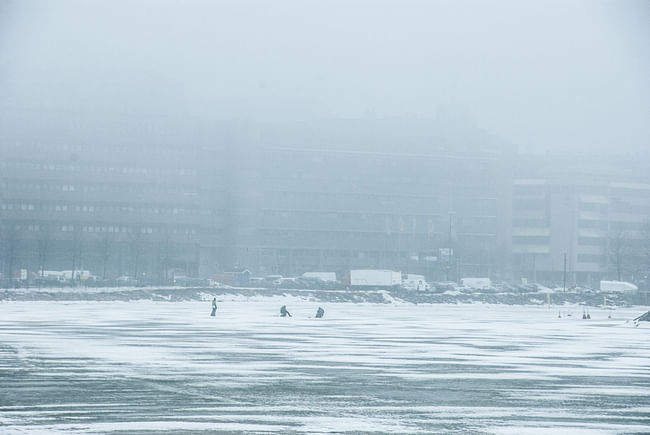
left=264, top=275, right=283, bottom=286
left=40, top=270, right=68, bottom=283
left=600, top=280, right=638, bottom=294
left=350, top=269, right=401, bottom=288
left=402, top=274, right=430, bottom=291
left=433, top=281, right=460, bottom=292
left=116, top=275, right=139, bottom=286
left=460, top=277, right=492, bottom=290
left=302, top=272, right=337, bottom=282
left=211, top=269, right=251, bottom=287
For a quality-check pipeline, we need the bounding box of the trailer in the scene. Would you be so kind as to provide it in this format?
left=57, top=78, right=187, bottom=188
left=350, top=270, right=401, bottom=288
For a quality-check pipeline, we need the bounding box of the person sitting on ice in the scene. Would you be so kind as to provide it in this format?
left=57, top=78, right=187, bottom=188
left=315, top=307, right=324, bottom=318
left=280, top=305, right=292, bottom=317
left=210, top=298, right=217, bottom=317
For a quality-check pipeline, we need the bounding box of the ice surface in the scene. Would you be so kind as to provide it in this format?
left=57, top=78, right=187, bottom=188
left=1, top=300, right=649, bottom=434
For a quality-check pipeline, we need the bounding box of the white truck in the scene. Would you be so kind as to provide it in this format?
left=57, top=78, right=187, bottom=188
left=43, top=270, right=95, bottom=282
left=600, top=280, right=638, bottom=294
left=350, top=270, right=401, bottom=288
left=402, top=274, right=430, bottom=291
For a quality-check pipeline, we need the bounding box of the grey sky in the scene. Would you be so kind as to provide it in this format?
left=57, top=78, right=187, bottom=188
left=1, top=0, right=648, bottom=154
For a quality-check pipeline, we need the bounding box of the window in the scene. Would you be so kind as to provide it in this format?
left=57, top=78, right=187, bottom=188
left=577, top=254, right=604, bottom=263
left=512, top=236, right=550, bottom=245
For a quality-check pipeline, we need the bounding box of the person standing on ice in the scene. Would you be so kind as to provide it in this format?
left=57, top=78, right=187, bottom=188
left=210, top=298, right=217, bottom=317
left=280, top=305, right=292, bottom=317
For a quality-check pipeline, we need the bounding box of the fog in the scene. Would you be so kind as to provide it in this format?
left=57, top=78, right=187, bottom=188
left=3, top=4, right=650, bottom=433
left=1, top=1, right=650, bottom=284
left=1, top=0, right=648, bottom=154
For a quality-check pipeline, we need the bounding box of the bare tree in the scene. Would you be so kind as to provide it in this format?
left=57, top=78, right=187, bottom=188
left=1, top=222, right=18, bottom=287
left=70, top=226, right=83, bottom=286
left=608, top=228, right=627, bottom=281
left=607, top=227, right=639, bottom=282
left=129, top=226, right=144, bottom=281
left=101, top=233, right=111, bottom=281
left=37, top=224, right=50, bottom=280
left=157, top=224, right=171, bottom=285
left=639, top=219, right=650, bottom=279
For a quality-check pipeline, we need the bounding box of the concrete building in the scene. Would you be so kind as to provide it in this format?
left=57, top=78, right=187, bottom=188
left=510, top=155, right=650, bottom=287
left=229, top=146, right=510, bottom=281
left=2, top=106, right=648, bottom=287
left=0, top=109, right=226, bottom=284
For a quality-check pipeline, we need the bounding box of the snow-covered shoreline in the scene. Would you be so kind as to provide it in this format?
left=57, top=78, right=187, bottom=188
left=1, top=285, right=645, bottom=307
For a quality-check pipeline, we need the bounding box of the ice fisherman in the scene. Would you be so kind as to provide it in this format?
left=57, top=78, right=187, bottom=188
left=280, top=305, right=292, bottom=317
left=211, top=298, right=217, bottom=317
left=315, top=307, right=325, bottom=318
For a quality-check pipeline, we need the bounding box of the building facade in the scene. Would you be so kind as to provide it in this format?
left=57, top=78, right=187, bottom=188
left=510, top=156, right=650, bottom=287
left=2, top=109, right=649, bottom=286
left=0, top=110, right=227, bottom=284
left=229, top=146, right=509, bottom=281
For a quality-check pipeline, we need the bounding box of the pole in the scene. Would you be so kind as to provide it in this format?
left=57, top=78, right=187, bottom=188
left=563, top=252, right=567, bottom=292
left=447, top=211, right=454, bottom=281
left=445, top=222, right=450, bottom=281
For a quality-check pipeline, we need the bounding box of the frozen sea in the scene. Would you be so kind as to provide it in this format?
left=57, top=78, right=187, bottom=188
left=1, top=299, right=649, bottom=434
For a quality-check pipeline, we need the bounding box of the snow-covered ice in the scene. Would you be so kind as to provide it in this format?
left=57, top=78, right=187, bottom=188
left=1, top=300, right=649, bottom=434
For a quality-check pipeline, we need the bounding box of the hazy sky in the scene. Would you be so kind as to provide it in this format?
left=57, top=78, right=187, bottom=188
left=1, top=0, right=648, bottom=154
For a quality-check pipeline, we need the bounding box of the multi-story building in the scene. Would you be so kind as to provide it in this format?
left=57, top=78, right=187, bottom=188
left=2, top=106, right=648, bottom=287
left=229, top=146, right=509, bottom=281
left=0, top=109, right=226, bottom=283
left=510, top=155, right=650, bottom=287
